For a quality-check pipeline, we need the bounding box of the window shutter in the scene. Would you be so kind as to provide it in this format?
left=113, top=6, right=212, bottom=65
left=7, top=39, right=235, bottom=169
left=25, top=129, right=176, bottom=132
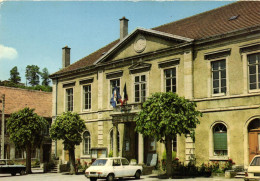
left=214, top=132, right=227, bottom=150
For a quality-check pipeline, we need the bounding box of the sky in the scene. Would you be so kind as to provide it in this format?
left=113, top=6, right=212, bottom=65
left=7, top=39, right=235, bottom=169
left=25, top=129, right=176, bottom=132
left=0, top=0, right=234, bottom=84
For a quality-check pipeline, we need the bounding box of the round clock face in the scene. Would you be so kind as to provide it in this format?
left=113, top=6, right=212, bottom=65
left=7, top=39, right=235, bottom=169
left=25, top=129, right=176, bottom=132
left=134, top=35, right=146, bottom=53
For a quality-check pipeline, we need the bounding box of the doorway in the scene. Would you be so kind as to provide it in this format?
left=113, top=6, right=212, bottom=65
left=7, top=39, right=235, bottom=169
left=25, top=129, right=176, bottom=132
left=248, top=118, right=260, bottom=163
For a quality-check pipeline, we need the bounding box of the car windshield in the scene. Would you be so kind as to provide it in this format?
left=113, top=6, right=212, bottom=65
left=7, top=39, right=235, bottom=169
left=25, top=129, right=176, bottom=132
left=251, top=157, right=260, bottom=166
left=92, top=159, right=107, bottom=166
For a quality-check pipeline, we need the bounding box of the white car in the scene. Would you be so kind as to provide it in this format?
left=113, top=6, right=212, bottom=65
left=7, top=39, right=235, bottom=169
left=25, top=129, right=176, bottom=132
left=85, top=157, right=142, bottom=181
left=245, top=155, right=260, bottom=181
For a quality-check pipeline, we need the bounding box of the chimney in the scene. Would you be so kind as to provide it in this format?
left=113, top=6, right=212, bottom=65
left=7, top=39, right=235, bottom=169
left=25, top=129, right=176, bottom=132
left=62, top=46, right=70, bottom=68
left=120, top=16, right=129, bottom=41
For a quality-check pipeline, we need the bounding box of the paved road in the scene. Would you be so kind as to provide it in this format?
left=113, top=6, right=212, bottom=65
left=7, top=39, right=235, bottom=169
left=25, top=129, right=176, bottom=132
left=0, top=173, right=244, bottom=181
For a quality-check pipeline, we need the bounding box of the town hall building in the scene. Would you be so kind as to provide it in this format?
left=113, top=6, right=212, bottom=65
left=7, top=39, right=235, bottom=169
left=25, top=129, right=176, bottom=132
left=50, top=1, right=260, bottom=168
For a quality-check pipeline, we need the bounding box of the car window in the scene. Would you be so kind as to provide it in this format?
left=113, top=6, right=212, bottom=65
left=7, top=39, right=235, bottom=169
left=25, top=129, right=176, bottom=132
left=113, top=159, right=121, bottom=166
left=92, top=159, right=107, bottom=166
left=121, top=159, right=129, bottom=166
left=251, top=157, right=260, bottom=166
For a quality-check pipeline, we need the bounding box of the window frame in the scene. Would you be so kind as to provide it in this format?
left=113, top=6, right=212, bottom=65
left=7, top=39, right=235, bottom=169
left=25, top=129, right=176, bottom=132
left=64, top=87, right=74, bottom=112
left=133, top=74, right=147, bottom=103
left=82, top=84, right=92, bottom=111
left=247, top=52, right=260, bottom=91
left=164, top=67, right=177, bottom=93
left=211, top=59, right=227, bottom=96
left=209, top=121, right=229, bottom=161
left=83, top=131, right=91, bottom=156
left=207, top=58, right=229, bottom=97
left=108, top=78, right=121, bottom=108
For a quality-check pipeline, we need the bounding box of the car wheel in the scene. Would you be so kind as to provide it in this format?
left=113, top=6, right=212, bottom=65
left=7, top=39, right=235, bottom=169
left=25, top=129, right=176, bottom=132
left=20, top=170, right=26, bottom=175
left=134, top=170, right=141, bottom=179
left=11, top=172, right=16, bottom=176
left=90, top=177, right=97, bottom=181
left=107, top=174, right=114, bottom=181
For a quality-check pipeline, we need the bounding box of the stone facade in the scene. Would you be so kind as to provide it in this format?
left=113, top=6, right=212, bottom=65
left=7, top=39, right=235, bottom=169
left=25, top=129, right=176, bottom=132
left=50, top=1, right=260, bottom=168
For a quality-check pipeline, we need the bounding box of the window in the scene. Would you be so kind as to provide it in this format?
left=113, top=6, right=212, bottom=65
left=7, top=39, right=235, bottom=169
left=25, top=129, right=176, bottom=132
left=83, top=131, right=91, bottom=155
left=148, top=137, right=156, bottom=151
left=66, top=88, right=73, bottom=111
left=248, top=53, right=260, bottom=90
left=113, top=159, right=121, bottom=166
left=15, top=148, right=25, bottom=159
left=110, top=79, right=120, bottom=105
left=212, top=60, right=226, bottom=94
left=213, top=123, right=227, bottom=156
left=83, top=85, right=91, bottom=110
left=134, top=75, right=146, bottom=102
left=121, top=158, right=129, bottom=165
left=165, top=68, right=176, bottom=93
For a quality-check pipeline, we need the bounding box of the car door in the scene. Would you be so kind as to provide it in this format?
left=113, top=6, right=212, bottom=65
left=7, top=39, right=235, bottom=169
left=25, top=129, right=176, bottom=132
left=112, top=159, right=124, bottom=177
left=121, top=158, right=135, bottom=176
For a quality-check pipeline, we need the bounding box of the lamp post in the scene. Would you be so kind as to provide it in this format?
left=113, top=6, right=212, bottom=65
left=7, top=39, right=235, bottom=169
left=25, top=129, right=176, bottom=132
left=1, top=94, right=5, bottom=159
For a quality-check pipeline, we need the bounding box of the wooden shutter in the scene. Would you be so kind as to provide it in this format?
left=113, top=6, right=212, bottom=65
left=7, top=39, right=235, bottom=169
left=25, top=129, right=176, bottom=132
left=214, top=132, right=227, bottom=150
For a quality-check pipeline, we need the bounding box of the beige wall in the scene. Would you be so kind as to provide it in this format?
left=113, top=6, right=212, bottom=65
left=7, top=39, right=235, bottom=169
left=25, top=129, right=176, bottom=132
left=54, top=31, right=260, bottom=167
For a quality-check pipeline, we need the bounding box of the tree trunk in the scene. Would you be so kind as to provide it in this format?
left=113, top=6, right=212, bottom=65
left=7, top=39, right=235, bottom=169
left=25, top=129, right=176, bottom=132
left=165, top=136, right=172, bottom=178
left=69, top=148, right=76, bottom=174
left=26, top=144, right=32, bottom=174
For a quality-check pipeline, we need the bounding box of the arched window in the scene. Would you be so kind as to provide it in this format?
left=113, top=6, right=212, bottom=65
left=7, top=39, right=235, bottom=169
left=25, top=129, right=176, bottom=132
left=83, top=131, right=91, bottom=155
left=110, top=130, right=120, bottom=152
left=213, top=123, right=227, bottom=156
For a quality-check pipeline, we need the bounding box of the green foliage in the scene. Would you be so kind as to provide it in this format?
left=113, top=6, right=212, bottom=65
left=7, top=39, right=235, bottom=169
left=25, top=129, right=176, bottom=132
left=26, top=65, right=41, bottom=86
left=135, top=92, right=202, bottom=142
left=9, top=66, right=21, bottom=84
left=6, top=107, right=48, bottom=150
left=41, top=67, right=50, bottom=86
left=0, top=80, right=52, bottom=92
left=108, top=150, right=113, bottom=157
left=50, top=112, right=86, bottom=150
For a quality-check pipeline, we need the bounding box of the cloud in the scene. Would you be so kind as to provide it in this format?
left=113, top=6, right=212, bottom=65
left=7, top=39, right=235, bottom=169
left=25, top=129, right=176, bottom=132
left=0, top=44, right=18, bottom=60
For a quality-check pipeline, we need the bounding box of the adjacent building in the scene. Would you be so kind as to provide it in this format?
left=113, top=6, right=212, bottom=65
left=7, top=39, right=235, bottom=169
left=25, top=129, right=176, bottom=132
left=50, top=1, right=260, bottom=168
left=0, top=86, right=52, bottom=163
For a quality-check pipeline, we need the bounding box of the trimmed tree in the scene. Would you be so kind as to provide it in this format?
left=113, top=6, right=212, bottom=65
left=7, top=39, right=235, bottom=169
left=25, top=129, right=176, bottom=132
left=6, top=107, right=48, bottom=174
left=135, top=92, right=202, bottom=178
left=50, top=112, right=86, bottom=174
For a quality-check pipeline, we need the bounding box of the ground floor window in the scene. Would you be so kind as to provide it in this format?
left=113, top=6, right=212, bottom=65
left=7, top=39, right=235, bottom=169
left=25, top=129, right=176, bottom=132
left=213, top=123, right=227, bottom=156
left=83, top=131, right=91, bottom=155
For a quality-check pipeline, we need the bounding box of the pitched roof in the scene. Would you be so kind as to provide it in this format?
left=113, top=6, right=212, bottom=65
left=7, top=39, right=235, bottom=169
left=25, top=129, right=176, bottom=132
left=0, top=86, right=52, bottom=118
left=51, top=1, right=260, bottom=77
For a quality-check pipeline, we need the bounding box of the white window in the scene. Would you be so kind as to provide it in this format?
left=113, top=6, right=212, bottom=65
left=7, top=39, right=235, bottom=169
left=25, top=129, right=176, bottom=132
left=165, top=68, right=176, bottom=93
left=83, top=131, right=91, bottom=155
left=248, top=53, right=260, bottom=90
left=212, top=60, right=226, bottom=94
left=66, top=88, right=73, bottom=111
left=134, top=75, right=146, bottom=102
left=83, top=85, right=91, bottom=110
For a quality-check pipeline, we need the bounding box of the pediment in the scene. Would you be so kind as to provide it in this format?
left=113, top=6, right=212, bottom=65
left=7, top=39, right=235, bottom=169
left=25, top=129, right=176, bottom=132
left=94, top=28, right=193, bottom=65
left=129, top=62, right=152, bottom=74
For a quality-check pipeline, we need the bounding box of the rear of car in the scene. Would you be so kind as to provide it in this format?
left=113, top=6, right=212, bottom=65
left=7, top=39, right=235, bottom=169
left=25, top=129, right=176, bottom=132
left=245, top=155, right=260, bottom=181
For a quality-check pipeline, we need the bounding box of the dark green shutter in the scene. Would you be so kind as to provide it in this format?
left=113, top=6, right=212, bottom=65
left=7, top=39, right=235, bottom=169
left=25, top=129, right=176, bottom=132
left=214, top=132, right=227, bottom=150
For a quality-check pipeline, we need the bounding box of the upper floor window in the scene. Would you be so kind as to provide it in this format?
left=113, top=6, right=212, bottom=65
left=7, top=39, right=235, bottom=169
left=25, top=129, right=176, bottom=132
left=248, top=53, right=260, bottom=90
left=212, top=60, right=226, bottom=94
left=83, top=131, right=91, bottom=155
left=110, top=79, right=120, bottom=105
left=165, top=68, right=176, bottom=93
left=134, top=75, right=146, bottom=102
left=213, top=123, right=227, bottom=156
left=66, top=88, right=73, bottom=111
left=83, top=85, right=91, bottom=110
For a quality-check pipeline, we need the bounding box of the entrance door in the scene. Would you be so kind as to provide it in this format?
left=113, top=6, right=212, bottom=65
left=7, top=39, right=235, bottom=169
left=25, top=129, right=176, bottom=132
left=43, top=144, right=51, bottom=162
left=249, top=129, right=260, bottom=163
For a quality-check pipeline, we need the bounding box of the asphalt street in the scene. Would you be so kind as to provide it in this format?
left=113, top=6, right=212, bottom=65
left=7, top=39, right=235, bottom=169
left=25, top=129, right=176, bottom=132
left=0, top=173, right=245, bottom=181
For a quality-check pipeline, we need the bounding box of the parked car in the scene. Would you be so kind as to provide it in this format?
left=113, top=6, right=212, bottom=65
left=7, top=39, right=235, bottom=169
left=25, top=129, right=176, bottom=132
left=245, top=155, right=260, bottom=181
left=85, top=157, right=142, bottom=181
left=0, top=159, right=26, bottom=176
